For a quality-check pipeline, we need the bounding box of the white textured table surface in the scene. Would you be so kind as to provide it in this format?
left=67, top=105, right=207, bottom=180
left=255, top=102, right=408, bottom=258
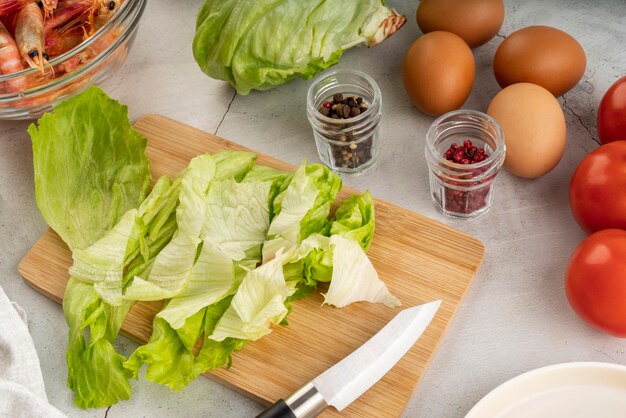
left=1, top=1, right=625, bottom=417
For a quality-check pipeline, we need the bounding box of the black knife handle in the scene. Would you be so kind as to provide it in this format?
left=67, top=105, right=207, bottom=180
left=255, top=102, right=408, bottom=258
left=256, top=399, right=296, bottom=418
left=256, top=383, right=327, bottom=418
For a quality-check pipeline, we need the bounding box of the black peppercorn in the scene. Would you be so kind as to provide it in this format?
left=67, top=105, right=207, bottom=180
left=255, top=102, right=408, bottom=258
left=317, top=93, right=373, bottom=170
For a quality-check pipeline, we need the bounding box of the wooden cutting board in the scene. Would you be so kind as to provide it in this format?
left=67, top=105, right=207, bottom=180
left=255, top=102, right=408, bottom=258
left=19, top=114, right=484, bottom=417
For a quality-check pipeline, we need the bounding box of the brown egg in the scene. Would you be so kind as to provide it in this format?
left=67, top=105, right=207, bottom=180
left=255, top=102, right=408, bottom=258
left=487, top=83, right=566, bottom=178
left=416, top=0, right=505, bottom=48
left=493, top=26, right=586, bottom=97
left=402, top=31, right=475, bottom=117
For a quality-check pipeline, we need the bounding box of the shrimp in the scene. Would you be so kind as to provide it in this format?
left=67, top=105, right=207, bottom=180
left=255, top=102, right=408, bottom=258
left=45, top=23, right=84, bottom=56
left=0, top=20, right=26, bottom=92
left=40, top=0, right=59, bottom=20
left=1, top=8, right=18, bottom=33
left=43, top=0, right=93, bottom=34
left=0, top=0, right=30, bottom=17
left=87, top=0, right=122, bottom=35
left=93, top=0, right=122, bottom=16
left=15, top=3, right=53, bottom=75
left=58, top=26, right=119, bottom=73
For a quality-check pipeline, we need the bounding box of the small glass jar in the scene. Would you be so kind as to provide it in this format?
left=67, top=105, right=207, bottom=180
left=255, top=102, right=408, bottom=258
left=306, top=69, right=382, bottom=174
left=425, top=110, right=506, bottom=219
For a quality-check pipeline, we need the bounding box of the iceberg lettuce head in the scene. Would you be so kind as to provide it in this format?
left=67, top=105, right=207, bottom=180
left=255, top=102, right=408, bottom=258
left=193, top=0, right=406, bottom=94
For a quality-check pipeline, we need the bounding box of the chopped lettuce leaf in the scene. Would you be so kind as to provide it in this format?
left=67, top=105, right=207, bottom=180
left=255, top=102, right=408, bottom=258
left=156, top=243, right=235, bottom=329
left=211, top=150, right=256, bottom=181
left=157, top=178, right=272, bottom=329
left=126, top=175, right=274, bottom=387
left=210, top=256, right=292, bottom=341
left=70, top=210, right=138, bottom=305
left=322, top=235, right=400, bottom=308
left=30, top=87, right=152, bottom=409
left=193, top=296, right=248, bottom=375
left=330, top=192, right=375, bottom=251
left=302, top=246, right=334, bottom=284
left=123, top=311, right=204, bottom=392
left=125, top=296, right=247, bottom=390
left=266, top=164, right=320, bottom=246
left=263, top=164, right=341, bottom=263
left=203, top=179, right=271, bottom=261
left=64, top=279, right=133, bottom=408
left=243, top=165, right=292, bottom=217
left=299, top=164, right=342, bottom=239
left=29, top=86, right=150, bottom=251
left=122, top=176, right=180, bottom=288
left=121, top=234, right=200, bottom=301
left=125, top=155, right=216, bottom=300
left=193, top=337, right=246, bottom=373
left=279, top=233, right=332, bottom=285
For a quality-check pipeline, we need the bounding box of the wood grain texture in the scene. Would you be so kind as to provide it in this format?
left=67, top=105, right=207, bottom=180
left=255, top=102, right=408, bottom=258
left=18, top=114, right=484, bottom=417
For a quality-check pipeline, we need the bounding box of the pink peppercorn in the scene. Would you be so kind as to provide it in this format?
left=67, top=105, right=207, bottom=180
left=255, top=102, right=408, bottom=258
left=440, top=139, right=492, bottom=215
left=443, top=140, right=490, bottom=164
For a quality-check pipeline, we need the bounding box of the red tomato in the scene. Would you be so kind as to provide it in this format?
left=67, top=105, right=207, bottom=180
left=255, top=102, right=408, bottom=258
left=597, top=75, right=626, bottom=144
left=569, top=141, right=626, bottom=233
left=565, top=229, right=626, bottom=337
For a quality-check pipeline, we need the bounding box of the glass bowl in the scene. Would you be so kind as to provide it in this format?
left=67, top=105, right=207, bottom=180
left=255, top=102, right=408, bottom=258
left=0, top=0, right=146, bottom=120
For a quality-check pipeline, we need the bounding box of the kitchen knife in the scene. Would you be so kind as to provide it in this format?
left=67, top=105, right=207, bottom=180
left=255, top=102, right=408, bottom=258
left=256, top=299, right=441, bottom=418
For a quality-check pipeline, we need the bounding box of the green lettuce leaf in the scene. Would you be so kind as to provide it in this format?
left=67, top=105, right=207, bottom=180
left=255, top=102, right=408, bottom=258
left=330, top=191, right=375, bottom=251
left=194, top=296, right=248, bottom=374
left=157, top=178, right=272, bottom=328
left=267, top=165, right=320, bottom=242
left=29, top=87, right=152, bottom=409
left=242, top=165, right=292, bottom=220
left=289, top=192, right=375, bottom=286
left=155, top=243, right=235, bottom=330
left=301, top=246, right=334, bottom=285
left=64, top=279, right=133, bottom=408
left=281, top=234, right=332, bottom=294
left=298, top=164, right=342, bottom=240
left=124, top=296, right=247, bottom=391
left=203, top=179, right=272, bottom=260
left=70, top=209, right=138, bottom=306
left=62, top=177, right=181, bottom=409
left=126, top=175, right=272, bottom=388
left=263, top=164, right=341, bottom=262
left=210, top=255, right=292, bottom=341
left=122, top=175, right=178, bottom=282
left=124, top=155, right=216, bottom=301
left=123, top=310, right=204, bottom=392
left=211, top=150, right=257, bottom=182
left=193, top=0, right=406, bottom=94
left=322, top=235, right=400, bottom=308
left=29, top=86, right=150, bottom=251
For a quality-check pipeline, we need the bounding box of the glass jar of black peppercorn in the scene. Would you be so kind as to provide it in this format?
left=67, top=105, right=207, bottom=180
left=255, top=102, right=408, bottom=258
left=425, top=110, right=506, bottom=219
left=306, top=69, right=381, bottom=174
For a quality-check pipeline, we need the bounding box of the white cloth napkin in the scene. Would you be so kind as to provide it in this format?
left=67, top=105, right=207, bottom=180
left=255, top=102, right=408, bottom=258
left=0, top=285, right=66, bottom=418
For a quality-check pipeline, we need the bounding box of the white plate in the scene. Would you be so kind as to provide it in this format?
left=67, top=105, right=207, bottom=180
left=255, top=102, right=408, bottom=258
left=466, top=362, right=626, bottom=418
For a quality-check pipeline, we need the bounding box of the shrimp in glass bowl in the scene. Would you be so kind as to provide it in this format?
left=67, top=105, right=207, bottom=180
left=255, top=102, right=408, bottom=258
left=0, top=0, right=145, bottom=120
left=14, top=3, right=54, bottom=75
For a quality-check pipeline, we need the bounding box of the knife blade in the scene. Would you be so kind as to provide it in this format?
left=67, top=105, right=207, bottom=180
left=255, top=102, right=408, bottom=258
left=256, top=299, right=441, bottom=418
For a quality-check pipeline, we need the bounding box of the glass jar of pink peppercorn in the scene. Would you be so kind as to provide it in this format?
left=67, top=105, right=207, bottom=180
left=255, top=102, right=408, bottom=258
left=425, top=110, right=506, bottom=218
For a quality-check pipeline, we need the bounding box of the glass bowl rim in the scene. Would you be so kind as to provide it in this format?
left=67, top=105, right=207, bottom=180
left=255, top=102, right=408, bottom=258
left=0, top=0, right=146, bottom=101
